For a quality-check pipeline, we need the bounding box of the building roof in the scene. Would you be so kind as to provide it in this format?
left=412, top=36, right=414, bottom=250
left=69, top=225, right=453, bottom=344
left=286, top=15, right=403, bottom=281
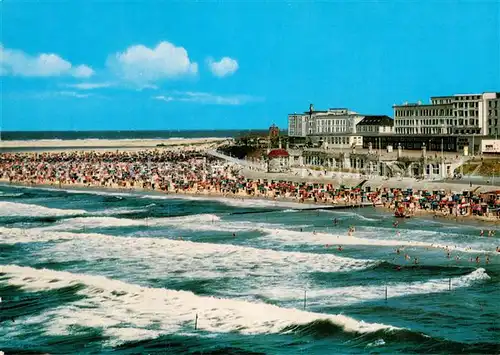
left=268, top=149, right=290, bottom=158
left=357, top=115, right=394, bottom=126
left=430, top=95, right=454, bottom=99
left=303, top=110, right=328, bottom=114
left=393, top=102, right=453, bottom=108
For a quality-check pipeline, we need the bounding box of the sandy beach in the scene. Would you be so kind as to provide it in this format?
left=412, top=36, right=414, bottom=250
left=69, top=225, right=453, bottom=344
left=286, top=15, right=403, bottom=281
left=0, top=137, right=229, bottom=153
left=1, top=145, right=499, bottom=224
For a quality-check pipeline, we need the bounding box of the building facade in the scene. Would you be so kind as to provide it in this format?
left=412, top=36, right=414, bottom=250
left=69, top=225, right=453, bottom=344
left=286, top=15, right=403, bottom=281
left=486, top=94, right=500, bottom=137
left=287, top=94, right=499, bottom=154
left=287, top=114, right=307, bottom=137
left=394, top=99, right=454, bottom=135
left=311, top=109, right=364, bottom=149
left=287, top=106, right=398, bottom=150
left=357, top=115, right=394, bottom=135
left=394, top=92, right=500, bottom=136
left=267, top=149, right=290, bottom=173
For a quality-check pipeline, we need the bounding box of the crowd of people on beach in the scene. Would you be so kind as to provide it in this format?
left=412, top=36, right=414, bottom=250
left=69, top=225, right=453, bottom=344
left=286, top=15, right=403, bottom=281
left=1, top=149, right=500, bottom=221
left=1, top=149, right=498, bottom=261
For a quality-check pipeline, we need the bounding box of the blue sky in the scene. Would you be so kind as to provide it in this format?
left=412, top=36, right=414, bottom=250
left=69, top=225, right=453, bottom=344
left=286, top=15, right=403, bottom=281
left=1, top=1, right=499, bottom=131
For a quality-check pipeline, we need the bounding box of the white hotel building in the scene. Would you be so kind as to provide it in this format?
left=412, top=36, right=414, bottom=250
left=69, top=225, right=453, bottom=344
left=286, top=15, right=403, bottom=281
left=394, top=92, right=499, bottom=136
left=288, top=107, right=364, bottom=148
left=486, top=94, right=500, bottom=137
left=287, top=113, right=307, bottom=138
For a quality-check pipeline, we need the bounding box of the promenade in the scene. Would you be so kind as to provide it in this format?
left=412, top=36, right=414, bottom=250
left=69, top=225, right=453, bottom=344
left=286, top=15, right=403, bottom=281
left=241, top=168, right=500, bottom=193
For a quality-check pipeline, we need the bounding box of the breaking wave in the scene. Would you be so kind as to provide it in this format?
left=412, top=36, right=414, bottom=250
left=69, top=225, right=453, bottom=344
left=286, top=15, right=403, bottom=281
left=0, top=227, right=378, bottom=279
left=0, top=265, right=396, bottom=346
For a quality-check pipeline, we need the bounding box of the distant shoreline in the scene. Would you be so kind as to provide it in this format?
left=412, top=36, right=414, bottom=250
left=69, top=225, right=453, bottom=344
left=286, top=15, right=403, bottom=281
left=0, top=137, right=229, bottom=153
left=0, top=129, right=269, bottom=142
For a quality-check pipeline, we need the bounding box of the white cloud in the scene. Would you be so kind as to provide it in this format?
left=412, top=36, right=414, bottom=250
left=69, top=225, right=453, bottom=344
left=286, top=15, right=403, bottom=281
left=0, top=44, right=94, bottom=78
left=135, top=83, right=158, bottom=91
left=72, top=65, right=94, bottom=78
left=65, top=82, right=114, bottom=90
left=153, top=91, right=260, bottom=105
left=15, top=91, right=95, bottom=100
left=207, top=57, right=239, bottom=77
left=58, top=91, right=91, bottom=99
left=107, top=41, right=198, bottom=83
left=154, top=95, right=175, bottom=102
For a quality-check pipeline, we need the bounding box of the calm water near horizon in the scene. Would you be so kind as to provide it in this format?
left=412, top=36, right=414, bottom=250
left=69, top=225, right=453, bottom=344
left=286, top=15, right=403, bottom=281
left=0, top=185, right=499, bottom=354
left=1, top=130, right=270, bottom=141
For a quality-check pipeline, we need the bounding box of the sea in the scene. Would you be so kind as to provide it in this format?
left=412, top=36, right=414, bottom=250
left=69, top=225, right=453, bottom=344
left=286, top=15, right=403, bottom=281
left=1, top=130, right=267, bottom=141
left=0, top=185, right=499, bottom=354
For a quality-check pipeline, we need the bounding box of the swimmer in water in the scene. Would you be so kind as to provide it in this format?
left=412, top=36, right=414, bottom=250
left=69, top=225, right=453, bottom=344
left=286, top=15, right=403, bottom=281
left=300, top=228, right=303, bottom=232
left=396, top=248, right=400, bottom=254
left=480, top=230, right=484, bottom=237
left=338, top=245, right=343, bottom=251
left=232, top=233, right=236, bottom=237
left=486, top=256, right=490, bottom=264
left=396, top=231, right=401, bottom=237
left=414, top=257, right=419, bottom=265
left=475, top=256, right=480, bottom=263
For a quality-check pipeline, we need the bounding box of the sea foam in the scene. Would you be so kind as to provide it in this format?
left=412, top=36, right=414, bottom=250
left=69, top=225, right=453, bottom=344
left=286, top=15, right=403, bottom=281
left=0, top=201, right=87, bottom=217
left=1, top=264, right=397, bottom=345
left=254, top=268, right=491, bottom=306
left=0, top=227, right=378, bottom=280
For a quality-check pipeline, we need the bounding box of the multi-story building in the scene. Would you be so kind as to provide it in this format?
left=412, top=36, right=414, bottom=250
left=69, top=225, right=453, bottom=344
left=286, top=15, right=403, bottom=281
left=288, top=93, right=499, bottom=154
left=287, top=106, right=396, bottom=149
left=307, top=108, right=364, bottom=148
left=486, top=94, right=500, bottom=138
left=394, top=92, right=499, bottom=136
left=394, top=98, right=454, bottom=135
left=287, top=113, right=307, bottom=137
left=356, top=115, right=394, bottom=135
